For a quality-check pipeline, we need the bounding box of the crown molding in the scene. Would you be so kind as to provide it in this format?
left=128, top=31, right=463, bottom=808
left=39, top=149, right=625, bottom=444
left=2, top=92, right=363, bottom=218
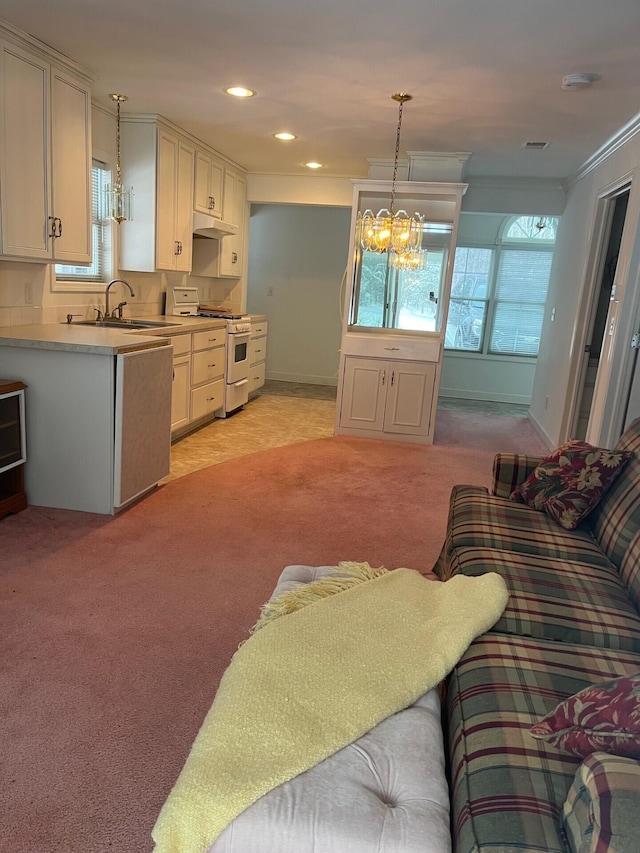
left=565, top=111, right=640, bottom=189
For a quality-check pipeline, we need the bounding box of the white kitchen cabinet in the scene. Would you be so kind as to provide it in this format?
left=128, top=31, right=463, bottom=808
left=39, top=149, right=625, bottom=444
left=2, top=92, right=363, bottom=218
left=189, top=327, right=226, bottom=423
left=167, top=333, right=191, bottom=433
left=216, top=168, right=246, bottom=278
left=119, top=119, right=195, bottom=272
left=194, top=148, right=224, bottom=217
left=0, top=37, right=91, bottom=263
left=338, top=356, right=437, bottom=440
left=248, top=319, right=268, bottom=396
left=0, top=339, right=172, bottom=514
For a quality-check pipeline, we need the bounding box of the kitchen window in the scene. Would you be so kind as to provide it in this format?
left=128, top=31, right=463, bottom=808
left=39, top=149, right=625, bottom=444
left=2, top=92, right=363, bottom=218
left=445, top=215, right=558, bottom=357
left=54, top=159, right=114, bottom=289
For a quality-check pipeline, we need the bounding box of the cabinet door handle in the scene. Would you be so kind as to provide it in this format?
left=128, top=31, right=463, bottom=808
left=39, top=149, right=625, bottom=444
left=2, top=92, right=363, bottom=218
left=56, top=217, right=63, bottom=237
left=384, top=346, right=400, bottom=351
left=206, top=396, right=216, bottom=401
left=48, top=216, right=57, bottom=238
left=391, top=370, right=395, bottom=386
left=231, top=252, right=238, bottom=263
left=381, top=370, right=386, bottom=386
left=207, top=363, right=217, bottom=368
left=175, top=241, right=183, bottom=255
left=209, top=196, right=216, bottom=209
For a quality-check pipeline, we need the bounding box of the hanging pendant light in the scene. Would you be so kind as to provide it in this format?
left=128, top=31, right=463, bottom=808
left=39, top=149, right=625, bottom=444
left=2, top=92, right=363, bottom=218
left=105, top=94, right=134, bottom=223
left=356, top=94, right=424, bottom=269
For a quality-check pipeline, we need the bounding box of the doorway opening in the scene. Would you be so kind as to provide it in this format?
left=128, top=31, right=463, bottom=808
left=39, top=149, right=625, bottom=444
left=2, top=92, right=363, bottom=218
left=573, top=187, right=630, bottom=440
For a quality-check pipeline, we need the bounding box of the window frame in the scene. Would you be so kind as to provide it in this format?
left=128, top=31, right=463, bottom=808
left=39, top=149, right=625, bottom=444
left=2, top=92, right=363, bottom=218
left=444, top=215, right=558, bottom=359
left=51, top=150, right=117, bottom=294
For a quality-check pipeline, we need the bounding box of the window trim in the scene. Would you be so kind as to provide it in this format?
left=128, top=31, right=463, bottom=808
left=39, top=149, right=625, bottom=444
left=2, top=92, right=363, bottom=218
left=50, top=148, right=117, bottom=294
left=445, top=231, right=556, bottom=358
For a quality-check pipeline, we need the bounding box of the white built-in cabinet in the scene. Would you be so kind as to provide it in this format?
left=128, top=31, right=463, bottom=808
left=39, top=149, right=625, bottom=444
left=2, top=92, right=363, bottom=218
left=217, top=168, right=246, bottom=278
left=194, top=148, right=224, bottom=217
left=119, top=119, right=195, bottom=272
left=339, top=356, right=436, bottom=437
left=168, top=333, right=192, bottom=432
left=0, top=35, right=92, bottom=263
left=248, top=319, right=268, bottom=396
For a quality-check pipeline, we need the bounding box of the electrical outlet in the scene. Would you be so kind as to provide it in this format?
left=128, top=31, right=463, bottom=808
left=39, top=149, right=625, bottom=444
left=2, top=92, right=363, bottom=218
left=24, top=283, right=33, bottom=304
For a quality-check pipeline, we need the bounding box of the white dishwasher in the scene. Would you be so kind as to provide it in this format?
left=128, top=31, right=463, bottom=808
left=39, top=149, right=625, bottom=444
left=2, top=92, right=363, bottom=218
left=114, top=346, right=173, bottom=508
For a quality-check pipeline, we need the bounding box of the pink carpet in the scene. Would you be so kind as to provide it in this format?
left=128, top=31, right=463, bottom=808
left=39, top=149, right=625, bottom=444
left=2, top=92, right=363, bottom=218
left=0, top=411, right=547, bottom=853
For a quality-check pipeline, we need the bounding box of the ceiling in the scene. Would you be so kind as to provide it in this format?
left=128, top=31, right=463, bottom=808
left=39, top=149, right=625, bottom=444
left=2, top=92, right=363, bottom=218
left=3, top=0, right=640, bottom=182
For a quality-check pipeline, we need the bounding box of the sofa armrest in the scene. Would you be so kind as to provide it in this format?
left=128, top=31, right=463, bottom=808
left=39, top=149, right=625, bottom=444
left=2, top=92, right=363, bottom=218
left=491, top=453, right=543, bottom=498
left=563, top=752, right=640, bottom=853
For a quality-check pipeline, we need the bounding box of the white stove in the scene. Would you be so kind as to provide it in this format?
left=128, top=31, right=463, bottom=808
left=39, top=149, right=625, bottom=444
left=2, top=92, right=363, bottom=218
left=165, top=287, right=250, bottom=416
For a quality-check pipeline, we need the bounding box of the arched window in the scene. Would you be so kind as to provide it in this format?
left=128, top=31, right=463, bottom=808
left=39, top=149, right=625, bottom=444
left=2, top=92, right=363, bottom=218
left=447, top=215, right=559, bottom=357
left=502, top=215, right=559, bottom=243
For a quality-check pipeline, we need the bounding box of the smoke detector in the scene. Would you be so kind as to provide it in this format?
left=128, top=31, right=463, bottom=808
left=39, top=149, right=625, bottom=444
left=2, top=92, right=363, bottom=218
left=561, top=73, right=596, bottom=91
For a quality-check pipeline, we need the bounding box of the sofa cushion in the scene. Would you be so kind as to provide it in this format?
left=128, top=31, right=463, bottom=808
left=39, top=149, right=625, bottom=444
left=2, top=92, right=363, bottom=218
left=510, top=440, right=632, bottom=530
left=620, top=529, right=640, bottom=612
left=448, top=546, right=640, bottom=653
left=441, top=484, right=612, bottom=579
left=530, top=672, right=640, bottom=759
left=589, top=417, right=640, bottom=569
left=562, top=752, right=640, bottom=853
left=446, top=633, right=640, bottom=853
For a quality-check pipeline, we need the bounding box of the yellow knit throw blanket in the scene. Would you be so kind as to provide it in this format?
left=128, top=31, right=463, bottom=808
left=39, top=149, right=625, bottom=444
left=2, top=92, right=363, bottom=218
left=152, top=564, right=508, bottom=853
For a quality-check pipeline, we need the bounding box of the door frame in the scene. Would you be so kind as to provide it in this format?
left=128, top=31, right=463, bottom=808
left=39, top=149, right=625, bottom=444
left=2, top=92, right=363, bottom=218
left=561, top=171, right=640, bottom=446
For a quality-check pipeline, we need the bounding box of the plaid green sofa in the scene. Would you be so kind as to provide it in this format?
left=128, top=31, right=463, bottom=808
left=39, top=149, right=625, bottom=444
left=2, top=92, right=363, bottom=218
left=439, top=417, right=640, bottom=853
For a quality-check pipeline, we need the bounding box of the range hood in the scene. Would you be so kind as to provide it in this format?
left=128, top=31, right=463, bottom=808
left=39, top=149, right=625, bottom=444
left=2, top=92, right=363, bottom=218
left=192, top=211, right=238, bottom=239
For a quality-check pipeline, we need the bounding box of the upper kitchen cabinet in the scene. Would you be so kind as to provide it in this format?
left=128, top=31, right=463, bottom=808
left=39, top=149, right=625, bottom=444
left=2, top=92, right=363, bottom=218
left=217, top=168, right=246, bottom=278
left=119, top=117, right=195, bottom=272
left=0, top=31, right=92, bottom=263
left=194, top=147, right=224, bottom=218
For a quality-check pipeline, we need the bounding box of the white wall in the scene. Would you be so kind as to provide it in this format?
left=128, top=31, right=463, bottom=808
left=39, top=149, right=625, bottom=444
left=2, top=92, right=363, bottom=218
left=246, top=204, right=351, bottom=385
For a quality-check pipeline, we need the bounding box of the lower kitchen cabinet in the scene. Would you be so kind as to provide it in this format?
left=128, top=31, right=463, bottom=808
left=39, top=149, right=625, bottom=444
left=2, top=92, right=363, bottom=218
left=248, top=319, right=268, bottom=397
left=0, top=342, right=173, bottom=514
left=0, top=380, right=27, bottom=518
left=338, top=356, right=437, bottom=441
left=168, top=333, right=191, bottom=432
left=190, top=328, right=225, bottom=422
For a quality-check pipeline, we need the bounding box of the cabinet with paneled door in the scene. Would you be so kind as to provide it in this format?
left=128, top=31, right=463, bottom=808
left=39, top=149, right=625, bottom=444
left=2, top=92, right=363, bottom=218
left=119, top=118, right=195, bottom=272
left=248, top=319, right=268, bottom=396
left=167, top=333, right=191, bottom=433
left=189, top=328, right=226, bottom=425
left=0, top=33, right=92, bottom=263
left=216, top=168, right=246, bottom=278
left=194, top=148, right=224, bottom=218
left=338, top=356, right=436, bottom=440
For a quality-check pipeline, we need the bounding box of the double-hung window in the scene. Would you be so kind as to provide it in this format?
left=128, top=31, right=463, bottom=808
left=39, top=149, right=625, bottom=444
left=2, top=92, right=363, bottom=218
left=446, top=215, right=558, bottom=357
left=54, top=159, right=114, bottom=287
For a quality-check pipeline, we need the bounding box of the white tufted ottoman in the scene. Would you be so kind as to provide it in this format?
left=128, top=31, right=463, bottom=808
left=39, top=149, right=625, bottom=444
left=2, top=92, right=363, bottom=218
left=208, top=564, right=452, bottom=853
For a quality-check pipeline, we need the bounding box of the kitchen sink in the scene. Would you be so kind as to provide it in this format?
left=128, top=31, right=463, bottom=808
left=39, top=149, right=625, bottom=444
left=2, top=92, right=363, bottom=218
left=66, top=318, right=181, bottom=330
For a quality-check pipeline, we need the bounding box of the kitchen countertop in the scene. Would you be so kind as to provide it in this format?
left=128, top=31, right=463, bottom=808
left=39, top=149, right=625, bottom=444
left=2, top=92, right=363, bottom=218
left=0, top=315, right=227, bottom=355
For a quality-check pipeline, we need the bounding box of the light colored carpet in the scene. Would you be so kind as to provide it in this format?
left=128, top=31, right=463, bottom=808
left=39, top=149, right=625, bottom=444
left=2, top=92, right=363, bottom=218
left=0, top=412, right=546, bottom=853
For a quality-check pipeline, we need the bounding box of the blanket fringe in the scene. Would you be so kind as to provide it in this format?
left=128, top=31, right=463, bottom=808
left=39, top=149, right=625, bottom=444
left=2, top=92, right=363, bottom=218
left=250, top=561, right=388, bottom=634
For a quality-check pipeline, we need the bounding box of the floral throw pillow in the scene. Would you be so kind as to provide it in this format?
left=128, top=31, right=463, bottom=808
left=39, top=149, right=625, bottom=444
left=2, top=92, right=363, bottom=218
left=530, top=672, right=640, bottom=759
left=510, top=440, right=632, bottom=530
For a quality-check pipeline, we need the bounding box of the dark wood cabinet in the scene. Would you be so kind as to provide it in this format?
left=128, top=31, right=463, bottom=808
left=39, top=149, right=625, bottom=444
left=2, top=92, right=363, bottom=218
left=0, top=380, right=27, bottom=518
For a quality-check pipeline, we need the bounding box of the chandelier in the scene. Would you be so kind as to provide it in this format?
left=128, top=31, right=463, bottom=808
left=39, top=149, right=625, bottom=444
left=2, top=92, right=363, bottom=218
left=356, top=94, right=424, bottom=269
left=105, top=94, right=134, bottom=223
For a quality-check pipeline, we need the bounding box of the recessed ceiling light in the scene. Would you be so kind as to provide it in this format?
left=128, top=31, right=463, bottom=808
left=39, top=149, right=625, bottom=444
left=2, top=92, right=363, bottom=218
left=225, top=86, right=255, bottom=98
left=305, top=162, right=323, bottom=169
left=274, top=132, right=296, bottom=141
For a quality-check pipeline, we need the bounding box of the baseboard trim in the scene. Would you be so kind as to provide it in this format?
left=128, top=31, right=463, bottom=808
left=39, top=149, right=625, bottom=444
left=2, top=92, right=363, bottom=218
left=527, top=411, right=554, bottom=451
left=438, top=388, right=532, bottom=405
left=266, top=372, right=338, bottom=387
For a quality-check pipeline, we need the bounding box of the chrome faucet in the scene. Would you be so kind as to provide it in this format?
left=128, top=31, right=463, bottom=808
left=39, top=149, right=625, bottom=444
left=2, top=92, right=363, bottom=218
left=105, top=279, right=135, bottom=319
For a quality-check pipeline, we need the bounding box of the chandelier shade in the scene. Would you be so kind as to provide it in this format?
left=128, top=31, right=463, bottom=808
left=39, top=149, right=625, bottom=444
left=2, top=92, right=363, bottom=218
left=356, top=94, right=425, bottom=270
left=105, top=94, right=134, bottom=224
